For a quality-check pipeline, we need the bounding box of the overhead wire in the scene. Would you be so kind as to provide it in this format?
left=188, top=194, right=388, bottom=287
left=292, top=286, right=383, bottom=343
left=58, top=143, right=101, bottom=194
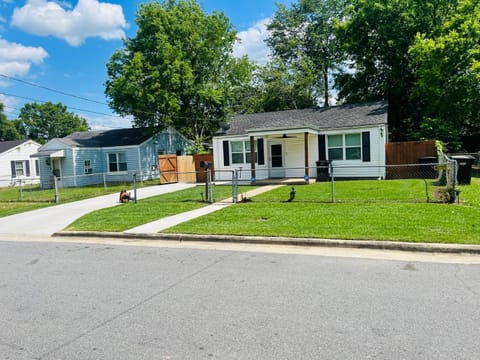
left=0, top=73, right=204, bottom=123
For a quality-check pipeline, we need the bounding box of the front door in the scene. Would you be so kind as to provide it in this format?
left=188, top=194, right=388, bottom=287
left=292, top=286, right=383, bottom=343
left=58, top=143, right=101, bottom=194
left=269, top=143, right=285, bottom=178
left=51, top=158, right=62, bottom=187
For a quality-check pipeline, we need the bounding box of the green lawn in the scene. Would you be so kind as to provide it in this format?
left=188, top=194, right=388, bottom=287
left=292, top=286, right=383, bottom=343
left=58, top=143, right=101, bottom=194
left=65, top=178, right=480, bottom=244
left=65, top=185, right=253, bottom=232
left=163, top=179, right=480, bottom=244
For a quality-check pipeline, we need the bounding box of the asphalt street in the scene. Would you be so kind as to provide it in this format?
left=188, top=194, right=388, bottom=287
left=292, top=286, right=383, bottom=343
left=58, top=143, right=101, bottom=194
left=0, top=239, right=479, bottom=360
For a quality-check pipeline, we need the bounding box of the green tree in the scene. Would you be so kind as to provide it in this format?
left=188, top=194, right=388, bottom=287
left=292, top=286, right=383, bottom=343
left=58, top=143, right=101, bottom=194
left=0, top=103, right=23, bottom=141
left=267, top=0, right=347, bottom=107
left=105, top=0, right=252, bottom=141
left=410, top=0, right=480, bottom=150
left=228, top=57, right=318, bottom=114
left=336, top=0, right=458, bottom=140
left=18, top=102, right=89, bottom=144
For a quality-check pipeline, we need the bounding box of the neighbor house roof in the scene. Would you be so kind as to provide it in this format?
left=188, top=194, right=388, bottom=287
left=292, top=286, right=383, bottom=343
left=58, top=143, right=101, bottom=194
left=218, top=101, right=388, bottom=136
left=60, top=128, right=152, bottom=148
left=0, top=140, right=28, bottom=154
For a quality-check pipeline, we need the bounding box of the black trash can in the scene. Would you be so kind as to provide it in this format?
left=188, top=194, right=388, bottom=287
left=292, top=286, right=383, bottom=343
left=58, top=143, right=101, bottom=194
left=451, top=155, right=475, bottom=185
left=316, top=160, right=331, bottom=181
left=418, top=156, right=437, bottom=179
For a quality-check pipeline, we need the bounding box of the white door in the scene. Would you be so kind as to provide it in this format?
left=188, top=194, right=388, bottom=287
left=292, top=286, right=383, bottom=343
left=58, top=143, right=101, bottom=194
left=51, top=158, right=63, bottom=187
left=269, top=143, right=285, bottom=178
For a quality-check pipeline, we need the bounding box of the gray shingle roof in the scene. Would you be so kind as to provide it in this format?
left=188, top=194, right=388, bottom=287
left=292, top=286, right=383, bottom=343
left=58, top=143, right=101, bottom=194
left=61, top=128, right=151, bottom=148
left=219, top=101, right=388, bottom=136
left=0, top=140, right=28, bottom=154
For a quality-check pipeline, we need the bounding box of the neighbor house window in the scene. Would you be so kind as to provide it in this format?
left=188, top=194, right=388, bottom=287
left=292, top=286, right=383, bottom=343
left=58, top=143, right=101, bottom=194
left=108, top=153, right=127, bottom=172
left=327, top=134, right=362, bottom=160
left=84, top=160, right=92, bottom=174
left=10, top=160, right=31, bottom=178
left=231, top=140, right=257, bottom=164
left=15, top=161, right=25, bottom=176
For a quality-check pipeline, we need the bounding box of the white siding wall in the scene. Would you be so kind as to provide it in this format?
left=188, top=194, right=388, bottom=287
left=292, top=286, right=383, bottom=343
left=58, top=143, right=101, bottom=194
left=213, top=125, right=387, bottom=181
left=0, top=141, right=41, bottom=186
left=324, top=126, right=386, bottom=179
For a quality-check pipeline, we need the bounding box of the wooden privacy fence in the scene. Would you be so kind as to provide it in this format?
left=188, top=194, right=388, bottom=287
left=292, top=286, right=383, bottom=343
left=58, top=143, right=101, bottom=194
left=177, top=156, right=197, bottom=183
left=159, top=154, right=214, bottom=184
left=159, top=155, right=178, bottom=184
left=385, top=140, right=437, bottom=179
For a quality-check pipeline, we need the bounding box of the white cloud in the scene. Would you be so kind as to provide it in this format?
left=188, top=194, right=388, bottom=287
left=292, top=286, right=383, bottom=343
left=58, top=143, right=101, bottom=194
left=0, top=93, right=20, bottom=115
left=11, top=0, right=128, bottom=46
left=233, top=18, right=272, bottom=64
left=83, top=113, right=133, bottom=130
left=0, top=38, right=48, bottom=77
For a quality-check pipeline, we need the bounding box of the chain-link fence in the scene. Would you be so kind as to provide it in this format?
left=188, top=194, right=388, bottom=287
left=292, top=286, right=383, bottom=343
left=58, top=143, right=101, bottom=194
left=0, top=169, right=163, bottom=204
left=215, top=156, right=466, bottom=204
left=1, top=155, right=472, bottom=205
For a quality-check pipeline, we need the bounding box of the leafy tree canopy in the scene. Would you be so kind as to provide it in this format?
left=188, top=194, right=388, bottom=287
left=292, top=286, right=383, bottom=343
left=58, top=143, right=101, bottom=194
left=0, top=102, right=23, bottom=141
left=410, top=0, right=480, bottom=150
left=267, top=0, right=347, bottom=107
left=105, top=0, right=252, bottom=141
left=18, top=102, right=89, bottom=144
left=230, top=57, right=317, bottom=114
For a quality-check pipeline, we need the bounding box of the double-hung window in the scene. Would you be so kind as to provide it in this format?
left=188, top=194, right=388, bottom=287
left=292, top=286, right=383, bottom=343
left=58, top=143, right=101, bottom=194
left=108, top=153, right=127, bottom=172
left=84, top=160, right=93, bottom=174
left=15, top=161, right=25, bottom=176
left=231, top=140, right=257, bottom=165
left=327, top=134, right=361, bottom=160
left=11, top=160, right=30, bottom=178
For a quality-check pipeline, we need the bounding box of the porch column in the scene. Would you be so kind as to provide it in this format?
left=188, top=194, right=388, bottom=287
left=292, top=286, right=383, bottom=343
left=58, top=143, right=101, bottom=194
left=304, top=132, right=309, bottom=179
left=250, top=136, right=256, bottom=182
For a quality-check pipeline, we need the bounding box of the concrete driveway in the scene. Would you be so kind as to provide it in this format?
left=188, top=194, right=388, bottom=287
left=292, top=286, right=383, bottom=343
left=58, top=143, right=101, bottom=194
left=0, top=183, right=196, bottom=236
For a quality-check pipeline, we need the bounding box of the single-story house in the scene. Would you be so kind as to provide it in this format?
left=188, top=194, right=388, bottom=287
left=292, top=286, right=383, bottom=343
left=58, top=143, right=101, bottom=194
left=212, top=101, right=388, bottom=182
left=0, top=139, right=41, bottom=186
left=31, top=127, right=193, bottom=188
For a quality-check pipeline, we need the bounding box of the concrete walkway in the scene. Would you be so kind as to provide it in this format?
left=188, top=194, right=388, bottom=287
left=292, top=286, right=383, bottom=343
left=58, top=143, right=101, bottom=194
left=125, top=185, right=282, bottom=234
left=0, top=183, right=196, bottom=236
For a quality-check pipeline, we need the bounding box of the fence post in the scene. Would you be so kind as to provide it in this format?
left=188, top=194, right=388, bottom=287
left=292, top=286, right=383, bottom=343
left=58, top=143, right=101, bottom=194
left=207, top=169, right=213, bottom=203
left=17, top=179, right=23, bottom=201
left=233, top=169, right=238, bottom=203
left=330, top=161, right=335, bottom=203
left=133, top=173, right=137, bottom=204
left=54, top=176, right=59, bottom=203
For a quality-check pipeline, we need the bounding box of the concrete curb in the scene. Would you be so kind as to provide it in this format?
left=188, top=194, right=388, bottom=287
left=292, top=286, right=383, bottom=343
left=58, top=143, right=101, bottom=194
left=53, top=231, right=480, bottom=255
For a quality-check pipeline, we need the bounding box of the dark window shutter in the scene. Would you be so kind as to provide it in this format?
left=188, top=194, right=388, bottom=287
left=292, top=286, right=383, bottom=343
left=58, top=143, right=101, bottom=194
left=318, top=135, right=326, bottom=161
left=11, top=161, right=16, bottom=178
left=25, top=161, right=30, bottom=177
left=35, top=160, right=39, bottom=176
left=362, top=131, right=371, bottom=162
left=222, top=141, right=230, bottom=166
left=257, top=138, right=264, bottom=165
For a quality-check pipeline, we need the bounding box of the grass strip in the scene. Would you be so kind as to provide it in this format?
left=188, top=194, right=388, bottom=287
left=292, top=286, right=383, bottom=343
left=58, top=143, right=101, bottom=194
left=163, top=201, right=480, bottom=244
left=163, top=179, right=480, bottom=244
left=65, top=185, right=255, bottom=232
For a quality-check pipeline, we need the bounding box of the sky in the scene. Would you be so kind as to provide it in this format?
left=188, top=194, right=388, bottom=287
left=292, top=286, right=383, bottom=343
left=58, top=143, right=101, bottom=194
left=0, top=0, right=293, bottom=130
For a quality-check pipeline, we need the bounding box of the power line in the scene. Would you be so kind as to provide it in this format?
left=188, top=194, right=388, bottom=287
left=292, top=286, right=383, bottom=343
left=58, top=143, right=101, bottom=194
left=0, top=91, right=133, bottom=119
left=0, top=74, right=221, bottom=123
left=0, top=73, right=109, bottom=106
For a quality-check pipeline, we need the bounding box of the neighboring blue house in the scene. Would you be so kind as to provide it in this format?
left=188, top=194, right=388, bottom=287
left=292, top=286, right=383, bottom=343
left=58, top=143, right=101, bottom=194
left=31, top=127, right=193, bottom=188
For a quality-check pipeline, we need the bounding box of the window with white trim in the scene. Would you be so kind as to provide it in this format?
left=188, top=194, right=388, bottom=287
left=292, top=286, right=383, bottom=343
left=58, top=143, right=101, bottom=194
left=108, top=153, right=127, bottom=172
left=15, top=161, right=25, bottom=176
left=10, top=160, right=31, bottom=178
left=84, top=160, right=92, bottom=174
left=327, top=133, right=361, bottom=160
left=231, top=140, right=257, bottom=164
